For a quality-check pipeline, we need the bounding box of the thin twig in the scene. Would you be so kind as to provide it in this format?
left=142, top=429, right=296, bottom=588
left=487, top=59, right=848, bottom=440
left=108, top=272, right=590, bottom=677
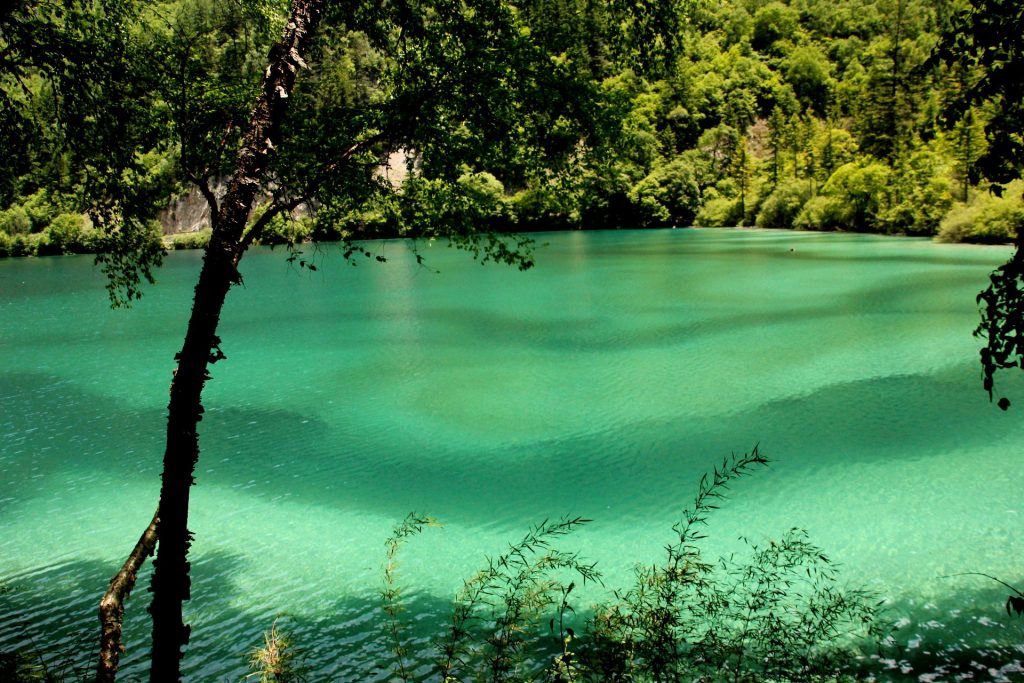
left=940, top=572, right=1024, bottom=597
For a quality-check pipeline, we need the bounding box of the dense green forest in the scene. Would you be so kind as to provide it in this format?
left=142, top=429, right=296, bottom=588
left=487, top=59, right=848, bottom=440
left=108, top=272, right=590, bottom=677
left=1, top=0, right=1022, bottom=261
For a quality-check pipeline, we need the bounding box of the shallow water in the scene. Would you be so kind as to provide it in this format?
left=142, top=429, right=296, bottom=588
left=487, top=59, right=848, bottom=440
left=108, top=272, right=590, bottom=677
left=2, top=228, right=1024, bottom=680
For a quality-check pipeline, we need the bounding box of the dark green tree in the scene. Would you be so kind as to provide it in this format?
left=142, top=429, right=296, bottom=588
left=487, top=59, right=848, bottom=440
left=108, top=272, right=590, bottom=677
left=938, top=0, right=1024, bottom=408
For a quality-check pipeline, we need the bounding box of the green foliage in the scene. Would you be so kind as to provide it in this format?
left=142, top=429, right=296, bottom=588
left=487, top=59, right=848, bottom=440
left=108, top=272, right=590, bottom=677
left=976, top=245, right=1024, bottom=409
left=817, top=160, right=892, bottom=230
left=509, top=183, right=577, bottom=230
left=583, top=448, right=880, bottom=681
left=937, top=0, right=1024, bottom=406
left=937, top=185, right=1023, bottom=245
left=752, top=2, right=801, bottom=55
left=381, top=513, right=440, bottom=682
left=246, top=618, right=307, bottom=683
left=38, top=213, right=97, bottom=255
left=793, top=194, right=849, bottom=231
left=812, top=124, right=858, bottom=180
left=628, top=157, right=701, bottom=226
left=937, top=0, right=1024, bottom=185
left=881, top=150, right=955, bottom=235
left=436, top=516, right=600, bottom=682
left=755, top=179, right=814, bottom=229
left=0, top=205, right=30, bottom=235
left=0, top=232, right=41, bottom=257
left=371, top=451, right=880, bottom=683
left=784, top=45, right=835, bottom=115
left=20, top=190, right=59, bottom=233
left=396, top=177, right=533, bottom=270
left=695, top=193, right=744, bottom=227
left=0, top=651, right=56, bottom=682
left=2, top=0, right=1013, bottom=250
left=251, top=211, right=314, bottom=247
left=92, top=219, right=166, bottom=307
left=0, top=0, right=180, bottom=299
left=168, top=229, right=213, bottom=251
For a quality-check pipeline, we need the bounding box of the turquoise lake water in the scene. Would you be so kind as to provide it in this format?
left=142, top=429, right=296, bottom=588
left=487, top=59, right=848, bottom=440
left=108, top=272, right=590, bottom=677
left=2, top=228, right=1024, bottom=680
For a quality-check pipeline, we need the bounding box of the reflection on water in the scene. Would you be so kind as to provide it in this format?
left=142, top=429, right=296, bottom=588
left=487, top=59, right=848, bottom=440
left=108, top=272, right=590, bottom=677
left=2, top=229, right=1023, bottom=680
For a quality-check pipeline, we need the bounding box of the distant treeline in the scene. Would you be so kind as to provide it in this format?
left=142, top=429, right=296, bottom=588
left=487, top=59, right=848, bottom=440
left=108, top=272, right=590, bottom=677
left=2, top=0, right=1021, bottom=258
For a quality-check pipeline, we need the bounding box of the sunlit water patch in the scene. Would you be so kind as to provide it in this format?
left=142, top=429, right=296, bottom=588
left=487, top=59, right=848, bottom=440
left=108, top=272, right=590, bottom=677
left=2, top=229, right=1024, bottom=680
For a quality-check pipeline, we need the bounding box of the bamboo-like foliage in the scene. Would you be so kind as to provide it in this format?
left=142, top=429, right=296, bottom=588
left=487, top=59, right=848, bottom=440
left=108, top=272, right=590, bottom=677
left=242, top=449, right=888, bottom=681
left=434, top=516, right=600, bottom=682
left=382, top=512, right=441, bottom=682
left=584, top=446, right=882, bottom=682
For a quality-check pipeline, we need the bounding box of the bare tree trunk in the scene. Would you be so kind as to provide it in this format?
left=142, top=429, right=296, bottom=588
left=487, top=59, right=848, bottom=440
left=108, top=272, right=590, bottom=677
left=97, top=507, right=160, bottom=683
left=147, top=2, right=324, bottom=680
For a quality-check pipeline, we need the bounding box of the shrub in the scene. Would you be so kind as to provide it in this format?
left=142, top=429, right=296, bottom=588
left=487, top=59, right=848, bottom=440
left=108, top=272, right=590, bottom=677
left=0, top=206, right=31, bottom=235
left=509, top=185, right=575, bottom=229
left=168, top=229, right=212, bottom=250
left=374, top=449, right=881, bottom=683
left=629, top=158, right=702, bottom=227
left=879, top=151, right=955, bottom=236
left=582, top=449, right=880, bottom=681
left=695, top=195, right=744, bottom=227
left=38, top=213, right=96, bottom=255
left=247, top=618, right=307, bottom=683
left=254, top=213, right=313, bottom=246
left=755, top=179, right=814, bottom=229
left=937, top=187, right=1023, bottom=244
left=793, top=195, right=851, bottom=231
left=752, top=2, right=800, bottom=54
left=818, top=160, right=892, bottom=231
left=20, top=190, right=58, bottom=232
left=0, top=233, right=43, bottom=257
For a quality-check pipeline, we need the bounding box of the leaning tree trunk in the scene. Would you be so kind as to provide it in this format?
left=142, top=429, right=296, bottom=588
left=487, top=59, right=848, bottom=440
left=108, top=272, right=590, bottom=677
left=98, top=507, right=159, bottom=683
left=147, top=2, right=323, bottom=680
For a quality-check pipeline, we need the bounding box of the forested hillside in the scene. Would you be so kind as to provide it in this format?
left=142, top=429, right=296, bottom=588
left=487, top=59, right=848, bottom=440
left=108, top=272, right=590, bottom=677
left=0, top=0, right=1020, bottom=259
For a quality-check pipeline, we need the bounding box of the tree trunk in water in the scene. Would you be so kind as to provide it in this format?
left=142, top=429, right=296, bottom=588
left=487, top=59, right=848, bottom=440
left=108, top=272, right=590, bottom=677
left=147, top=2, right=323, bottom=680
left=97, top=507, right=160, bottom=683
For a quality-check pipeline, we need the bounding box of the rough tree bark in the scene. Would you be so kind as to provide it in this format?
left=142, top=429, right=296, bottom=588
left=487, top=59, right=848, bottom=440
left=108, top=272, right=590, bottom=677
left=145, top=1, right=324, bottom=680
left=97, top=507, right=160, bottom=683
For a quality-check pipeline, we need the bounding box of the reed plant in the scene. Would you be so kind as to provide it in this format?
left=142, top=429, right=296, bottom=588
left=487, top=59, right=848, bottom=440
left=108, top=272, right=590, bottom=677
left=375, top=447, right=883, bottom=682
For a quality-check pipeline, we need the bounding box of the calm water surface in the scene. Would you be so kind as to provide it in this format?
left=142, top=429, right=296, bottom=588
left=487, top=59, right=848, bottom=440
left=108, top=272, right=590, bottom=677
left=2, top=228, right=1024, bottom=680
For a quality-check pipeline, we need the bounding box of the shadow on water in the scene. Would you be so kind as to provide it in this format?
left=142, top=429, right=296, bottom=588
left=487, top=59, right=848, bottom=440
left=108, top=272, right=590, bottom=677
left=0, top=550, right=297, bottom=682
left=7, top=553, right=1024, bottom=682
left=200, top=364, right=1024, bottom=524
left=865, top=580, right=1024, bottom=681
left=4, top=362, right=1022, bottom=526
left=0, top=554, right=563, bottom=682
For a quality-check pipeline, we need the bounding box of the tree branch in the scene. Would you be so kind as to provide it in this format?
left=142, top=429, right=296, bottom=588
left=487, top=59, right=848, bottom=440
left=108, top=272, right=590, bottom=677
left=195, top=175, right=220, bottom=231
left=237, top=195, right=308, bottom=257
left=233, top=134, right=388, bottom=258
left=97, top=506, right=160, bottom=683
left=941, top=572, right=1024, bottom=597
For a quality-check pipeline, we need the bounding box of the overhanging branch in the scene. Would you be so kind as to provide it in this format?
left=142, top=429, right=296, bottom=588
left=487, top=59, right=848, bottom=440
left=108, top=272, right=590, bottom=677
left=234, top=133, right=388, bottom=258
